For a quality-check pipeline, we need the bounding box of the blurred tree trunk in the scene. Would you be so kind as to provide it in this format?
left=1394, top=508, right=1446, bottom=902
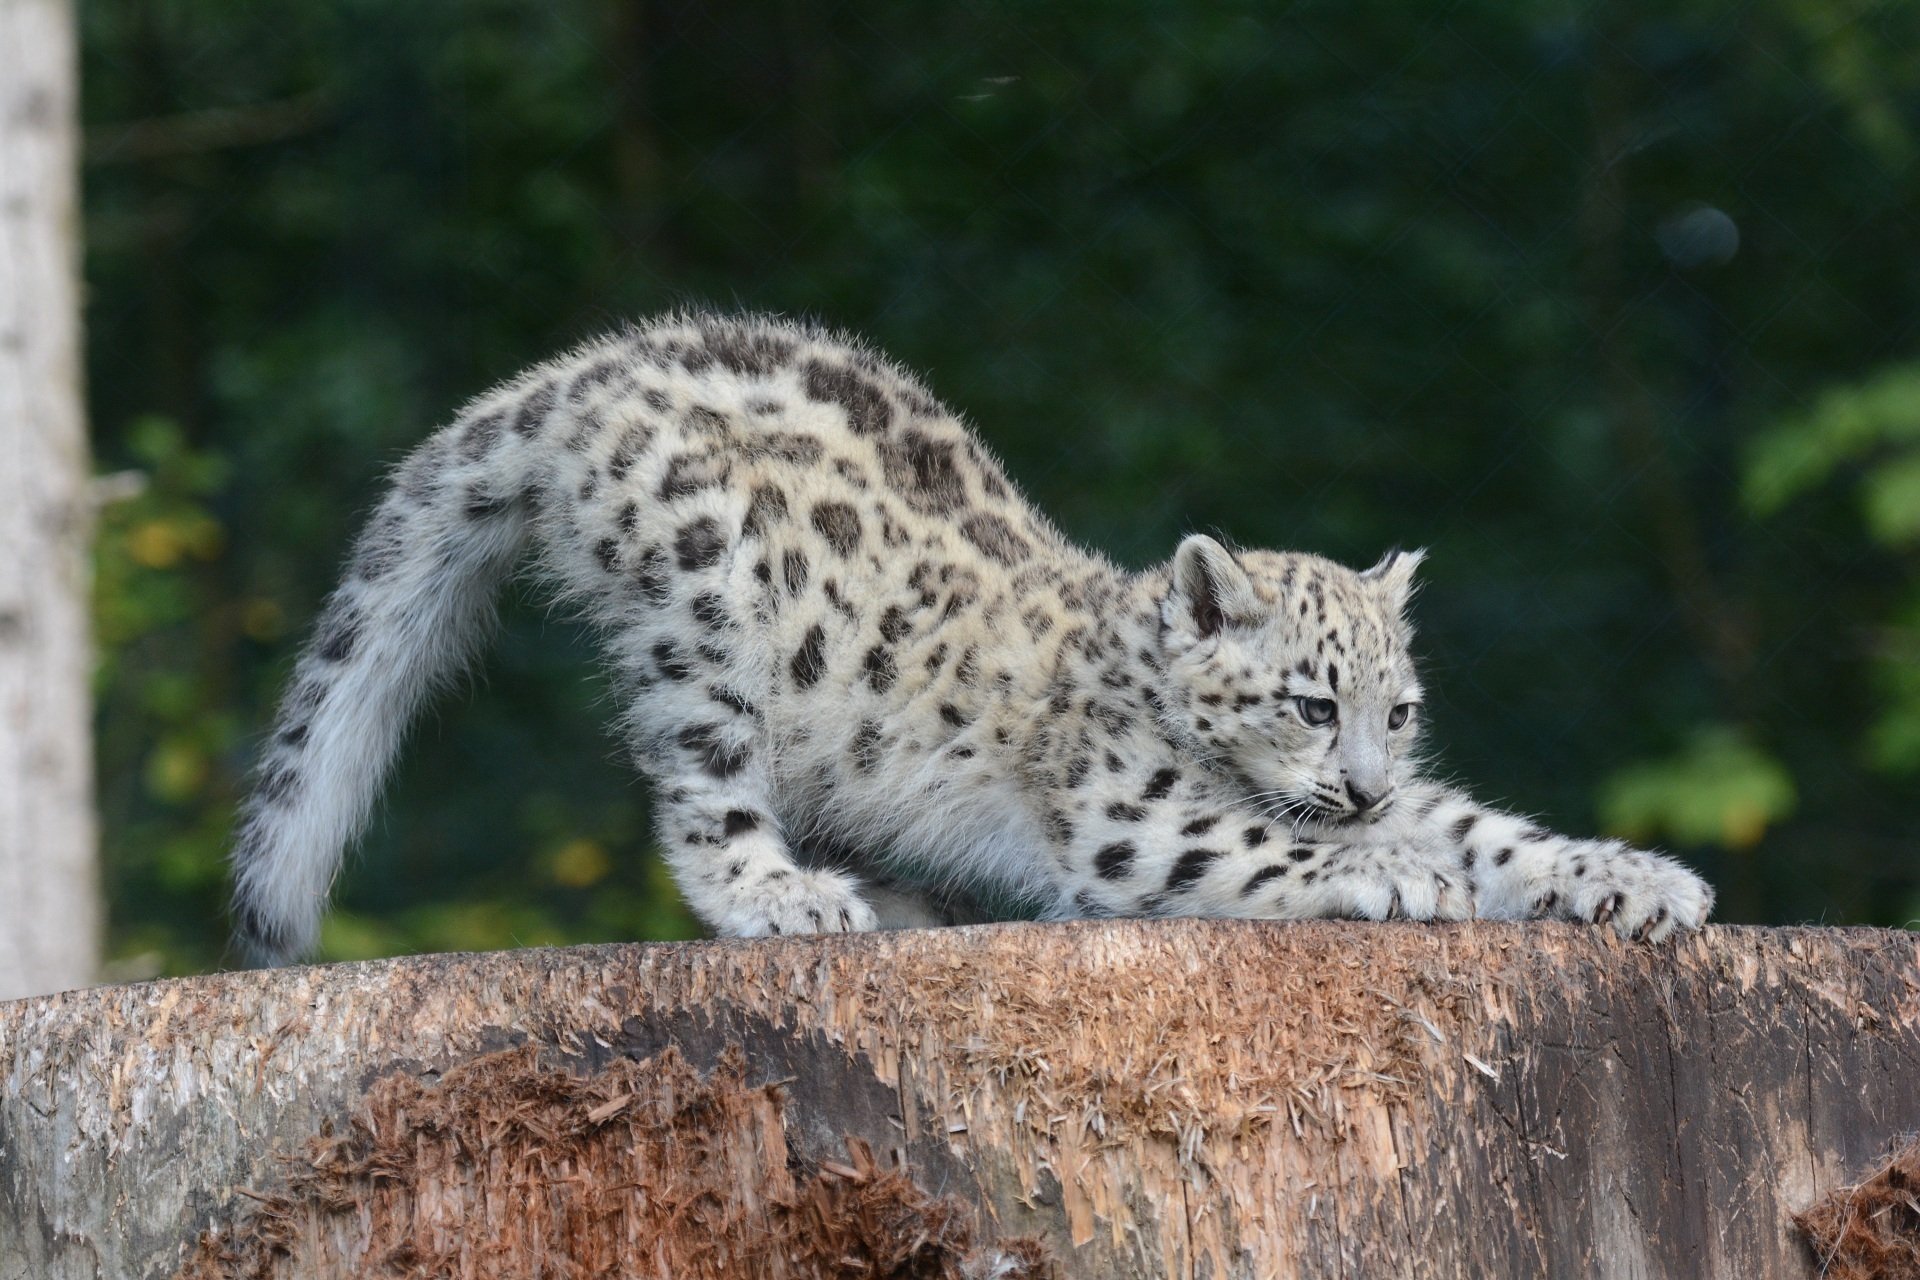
left=0, top=0, right=98, bottom=1000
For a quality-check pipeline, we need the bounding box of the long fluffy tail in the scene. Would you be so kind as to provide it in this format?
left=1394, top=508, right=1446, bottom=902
left=230, top=374, right=555, bottom=965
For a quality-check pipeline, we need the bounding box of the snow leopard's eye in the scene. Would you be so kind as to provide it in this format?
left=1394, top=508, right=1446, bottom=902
left=1294, top=697, right=1336, bottom=727
left=1388, top=702, right=1416, bottom=731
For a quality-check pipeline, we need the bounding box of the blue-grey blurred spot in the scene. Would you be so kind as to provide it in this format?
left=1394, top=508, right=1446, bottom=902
left=1657, top=205, right=1740, bottom=269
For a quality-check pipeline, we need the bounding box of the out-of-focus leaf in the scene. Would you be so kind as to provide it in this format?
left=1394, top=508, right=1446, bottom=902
left=1744, top=364, right=1920, bottom=516
left=546, top=837, right=612, bottom=889
left=1599, top=727, right=1797, bottom=851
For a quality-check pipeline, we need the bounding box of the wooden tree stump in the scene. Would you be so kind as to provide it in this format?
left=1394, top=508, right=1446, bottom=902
left=3, top=920, right=1917, bottom=1278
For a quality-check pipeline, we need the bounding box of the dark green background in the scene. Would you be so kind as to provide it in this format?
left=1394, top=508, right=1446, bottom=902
left=82, top=0, right=1920, bottom=976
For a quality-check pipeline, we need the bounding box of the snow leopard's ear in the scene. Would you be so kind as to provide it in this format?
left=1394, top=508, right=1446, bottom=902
left=1361, top=546, right=1427, bottom=613
left=1167, top=534, right=1259, bottom=640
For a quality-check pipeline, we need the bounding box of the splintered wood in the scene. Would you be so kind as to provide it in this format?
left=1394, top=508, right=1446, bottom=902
left=175, top=1043, right=1051, bottom=1280
left=1793, top=1137, right=1920, bottom=1279
left=4, top=920, right=1920, bottom=1279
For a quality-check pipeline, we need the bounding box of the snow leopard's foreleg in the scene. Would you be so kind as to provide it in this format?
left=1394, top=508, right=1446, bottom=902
left=1053, top=766, right=1474, bottom=924
left=1389, top=782, right=1714, bottom=941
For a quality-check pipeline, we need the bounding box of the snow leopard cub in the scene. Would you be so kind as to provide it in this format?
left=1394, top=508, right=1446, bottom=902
left=230, top=311, right=1713, bottom=963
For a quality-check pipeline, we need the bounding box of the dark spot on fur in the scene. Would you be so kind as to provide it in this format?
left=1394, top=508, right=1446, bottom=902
left=879, top=606, right=910, bottom=644
left=316, top=606, right=364, bottom=663
left=722, top=809, right=760, bottom=837
left=459, top=410, right=506, bottom=461
left=939, top=703, right=970, bottom=728
left=1450, top=814, right=1478, bottom=842
left=782, top=548, right=810, bottom=595
left=1095, top=841, right=1136, bottom=880
left=1167, top=848, right=1222, bottom=893
left=634, top=546, right=671, bottom=604
left=822, top=579, right=858, bottom=621
left=1105, top=801, right=1147, bottom=822
left=791, top=624, right=828, bottom=689
left=568, top=358, right=627, bottom=406
left=511, top=381, right=557, bottom=438
left=862, top=645, right=897, bottom=692
left=674, top=516, right=726, bottom=570
left=659, top=453, right=721, bottom=501
left=256, top=761, right=300, bottom=805
left=811, top=501, right=862, bottom=557
left=608, top=424, right=654, bottom=480
left=595, top=538, right=620, bottom=572
left=278, top=722, right=309, bottom=748
left=751, top=432, right=825, bottom=466
left=1242, top=865, right=1288, bottom=896
left=677, top=724, right=749, bottom=777
left=880, top=428, right=967, bottom=513
left=1142, top=768, right=1178, bottom=802
left=691, top=592, right=729, bottom=630
left=744, top=485, right=788, bottom=536
left=649, top=642, right=694, bottom=683
left=699, top=321, right=795, bottom=377
left=1180, top=815, right=1219, bottom=837
left=960, top=513, right=1032, bottom=566
left=708, top=685, right=757, bottom=717
left=1287, top=846, right=1316, bottom=863
left=802, top=359, right=892, bottom=436
left=618, top=501, right=640, bottom=534
left=1495, top=847, right=1514, bottom=866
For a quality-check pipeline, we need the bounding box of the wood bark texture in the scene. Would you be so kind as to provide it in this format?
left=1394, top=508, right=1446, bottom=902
left=2, top=921, right=1917, bottom=1278
left=0, top=0, right=97, bottom=1002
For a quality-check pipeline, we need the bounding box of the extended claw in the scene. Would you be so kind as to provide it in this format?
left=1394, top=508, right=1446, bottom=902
left=1593, top=892, right=1622, bottom=926
left=1634, top=907, right=1670, bottom=943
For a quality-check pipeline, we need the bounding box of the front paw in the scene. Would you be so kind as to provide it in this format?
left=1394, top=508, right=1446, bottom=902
left=1346, top=856, right=1476, bottom=923
left=720, top=869, right=879, bottom=937
left=1563, top=851, right=1713, bottom=942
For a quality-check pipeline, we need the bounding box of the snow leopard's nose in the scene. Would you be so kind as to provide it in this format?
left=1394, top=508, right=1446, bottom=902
left=1345, top=780, right=1383, bottom=812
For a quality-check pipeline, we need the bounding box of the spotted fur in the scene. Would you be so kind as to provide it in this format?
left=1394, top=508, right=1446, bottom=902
left=230, top=311, right=1713, bottom=964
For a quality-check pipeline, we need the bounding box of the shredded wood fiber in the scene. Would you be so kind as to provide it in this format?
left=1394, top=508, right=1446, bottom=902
left=864, top=926, right=1474, bottom=1151
left=176, top=1042, right=1052, bottom=1280
left=1795, top=1138, right=1920, bottom=1280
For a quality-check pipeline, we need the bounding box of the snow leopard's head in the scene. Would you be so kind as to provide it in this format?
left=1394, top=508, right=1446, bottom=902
left=1156, top=534, right=1425, bottom=825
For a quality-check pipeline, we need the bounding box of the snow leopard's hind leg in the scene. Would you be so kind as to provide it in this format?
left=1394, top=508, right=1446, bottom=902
left=619, top=636, right=878, bottom=937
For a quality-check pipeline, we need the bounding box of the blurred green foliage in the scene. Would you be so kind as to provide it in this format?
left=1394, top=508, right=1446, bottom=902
left=81, top=0, right=1920, bottom=975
